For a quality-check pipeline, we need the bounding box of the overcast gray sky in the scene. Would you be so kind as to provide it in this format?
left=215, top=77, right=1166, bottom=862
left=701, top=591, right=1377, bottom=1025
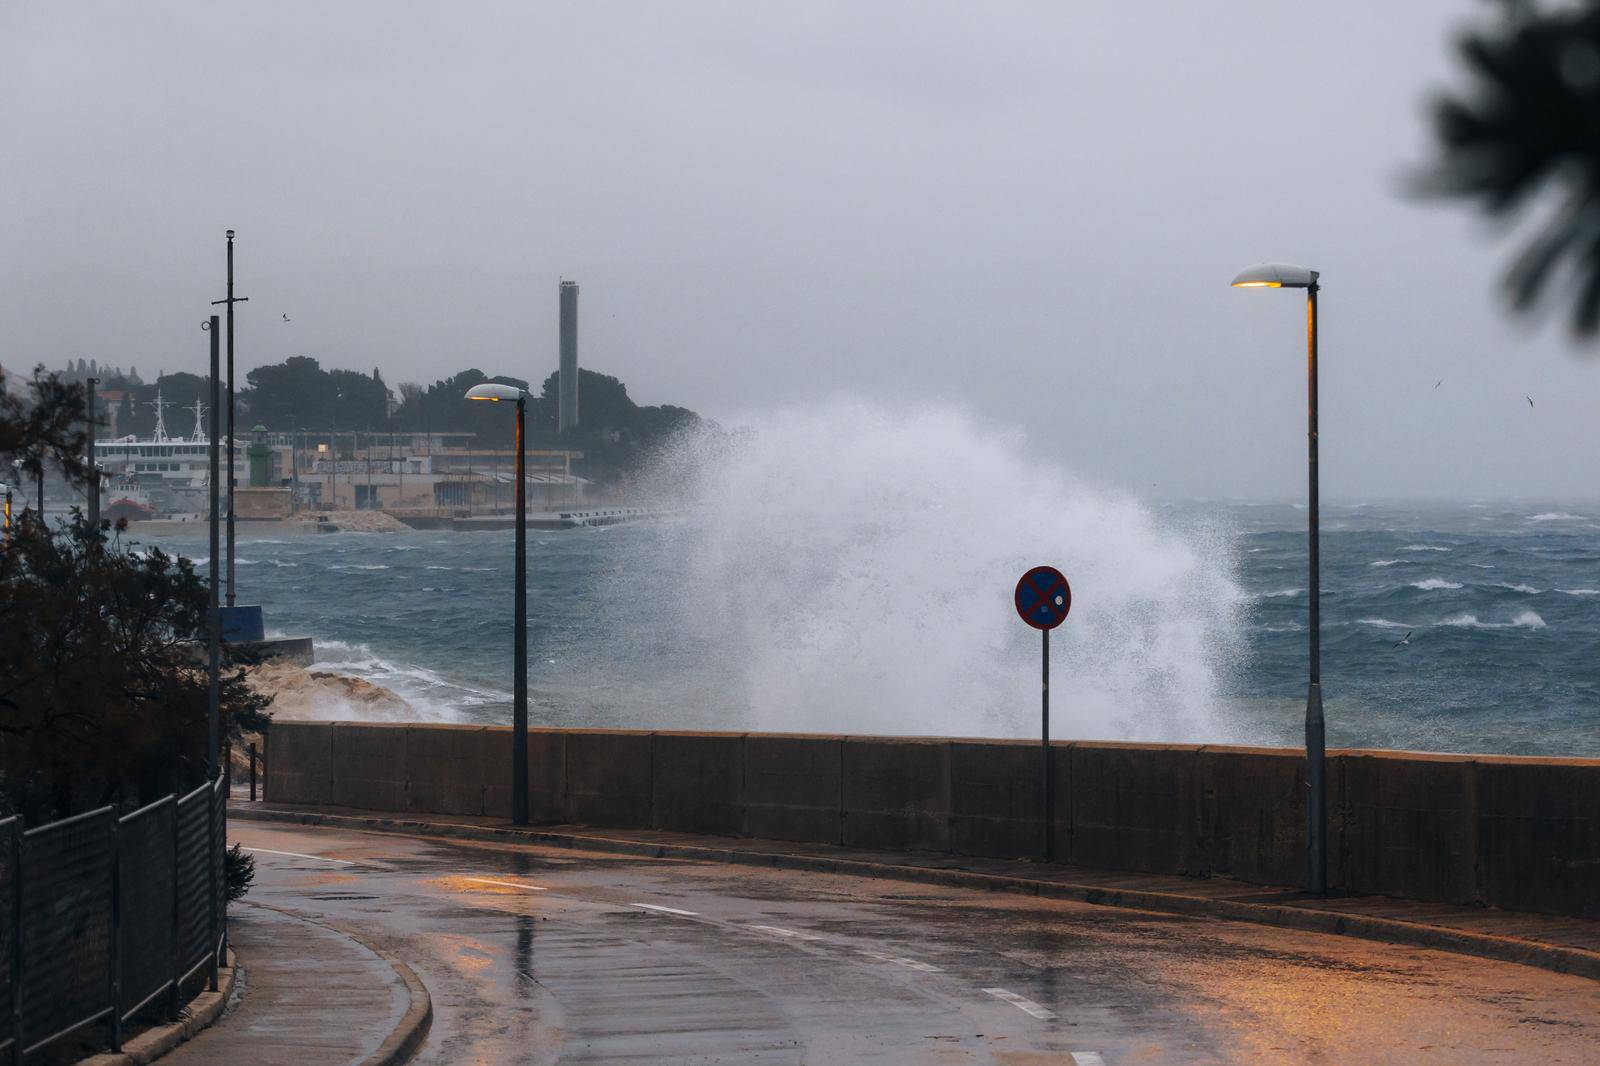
left=3, top=2, right=1596, bottom=500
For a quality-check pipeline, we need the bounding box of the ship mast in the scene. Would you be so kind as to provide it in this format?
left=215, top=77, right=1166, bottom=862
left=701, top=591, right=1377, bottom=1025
left=190, top=398, right=208, bottom=442
left=148, top=389, right=171, bottom=443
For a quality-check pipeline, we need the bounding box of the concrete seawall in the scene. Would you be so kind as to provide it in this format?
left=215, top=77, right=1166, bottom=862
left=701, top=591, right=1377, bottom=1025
left=265, top=722, right=1600, bottom=919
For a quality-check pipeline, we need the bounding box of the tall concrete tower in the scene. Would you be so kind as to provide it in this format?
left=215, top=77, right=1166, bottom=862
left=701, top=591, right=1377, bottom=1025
left=558, top=279, right=579, bottom=432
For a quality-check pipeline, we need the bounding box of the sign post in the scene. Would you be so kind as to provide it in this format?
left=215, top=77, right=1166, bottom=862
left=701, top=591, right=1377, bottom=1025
left=1015, top=565, right=1071, bottom=861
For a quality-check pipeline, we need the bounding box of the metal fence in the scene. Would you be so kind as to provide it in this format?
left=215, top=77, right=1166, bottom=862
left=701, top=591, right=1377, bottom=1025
left=0, top=774, right=227, bottom=1063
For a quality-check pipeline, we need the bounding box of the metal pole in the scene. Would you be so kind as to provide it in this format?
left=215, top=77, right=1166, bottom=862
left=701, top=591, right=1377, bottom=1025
left=1305, top=282, right=1326, bottom=895
left=8, top=818, right=23, bottom=1066
left=205, top=782, right=217, bottom=992
left=224, top=232, right=238, bottom=606
left=86, top=377, right=99, bottom=531
left=207, top=317, right=221, bottom=786
left=168, top=797, right=180, bottom=1020
left=249, top=742, right=257, bottom=802
left=512, top=395, right=529, bottom=825
left=1041, top=627, right=1052, bottom=862
left=35, top=464, right=42, bottom=518
left=108, top=812, right=121, bottom=1052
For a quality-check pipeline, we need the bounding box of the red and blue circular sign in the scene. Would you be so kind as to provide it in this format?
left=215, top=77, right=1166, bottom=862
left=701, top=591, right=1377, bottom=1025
left=1015, top=565, right=1071, bottom=630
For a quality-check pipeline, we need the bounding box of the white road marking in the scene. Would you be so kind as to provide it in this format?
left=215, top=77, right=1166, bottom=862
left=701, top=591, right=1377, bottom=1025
left=749, top=925, right=824, bottom=942
left=241, top=847, right=356, bottom=866
left=1070, top=1053, right=1105, bottom=1065
left=858, top=949, right=942, bottom=973
left=982, top=987, right=1056, bottom=1020
left=632, top=903, right=699, bottom=916
left=464, top=877, right=548, bottom=892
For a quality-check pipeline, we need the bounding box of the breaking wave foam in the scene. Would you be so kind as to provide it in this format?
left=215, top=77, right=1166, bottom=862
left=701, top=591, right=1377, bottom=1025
left=614, top=400, right=1247, bottom=742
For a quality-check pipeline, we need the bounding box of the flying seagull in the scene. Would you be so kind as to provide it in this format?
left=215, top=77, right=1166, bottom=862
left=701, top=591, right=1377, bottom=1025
left=1526, top=395, right=1535, bottom=407
left=1392, top=630, right=1412, bottom=649
left=1434, top=379, right=1443, bottom=389
left=282, top=313, right=291, bottom=322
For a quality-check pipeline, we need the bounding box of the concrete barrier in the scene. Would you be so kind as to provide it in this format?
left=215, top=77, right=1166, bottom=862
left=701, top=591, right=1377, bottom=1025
left=949, top=739, right=1042, bottom=860
left=261, top=721, right=1600, bottom=919
left=331, top=723, right=407, bottom=811
left=525, top=728, right=568, bottom=823
left=652, top=732, right=745, bottom=836
left=1200, top=745, right=1306, bottom=886
left=744, top=734, right=842, bottom=844
left=1474, top=755, right=1600, bottom=919
left=1337, top=750, right=1478, bottom=903
left=265, top=721, right=333, bottom=805
left=841, top=737, right=950, bottom=852
left=565, top=729, right=652, bottom=827
left=1067, top=742, right=1207, bottom=877
left=404, top=724, right=489, bottom=816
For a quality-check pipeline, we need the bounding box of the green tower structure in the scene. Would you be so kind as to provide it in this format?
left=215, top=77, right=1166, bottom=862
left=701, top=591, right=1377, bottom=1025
left=248, top=424, right=271, bottom=487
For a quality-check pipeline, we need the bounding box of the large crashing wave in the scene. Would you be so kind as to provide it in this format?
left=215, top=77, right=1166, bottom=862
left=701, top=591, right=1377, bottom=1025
left=607, top=399, right=1246, bottom=742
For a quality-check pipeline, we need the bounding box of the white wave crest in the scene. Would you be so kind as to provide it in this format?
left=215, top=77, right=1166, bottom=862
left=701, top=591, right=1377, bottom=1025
left=1369, top=559, right=1403, bottom=567
left=1495, top=582, right=1539, bottom=594
left=313, top=638, right=509, bottom=719
left=1410, top=578, right=1462, bottom=591
left=329, top=563, right=391, bottom=571
left=1401, top=544, right=1451, bottom=552
left=1258, top=588, right=1303, bottom=598
left=1440, top=611, right=1547, bottom=630
left=1357, top=617, right=1415, bottom=629
left=1527, top=512, right=1583, bottom=521
left=1558, top=588, right=1600, bottom=596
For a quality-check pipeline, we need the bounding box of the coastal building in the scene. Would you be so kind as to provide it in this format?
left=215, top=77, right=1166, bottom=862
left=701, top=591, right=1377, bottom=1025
left=268, top=430, right=588, bottom=514
left=93, top=415, right=590, bottom=519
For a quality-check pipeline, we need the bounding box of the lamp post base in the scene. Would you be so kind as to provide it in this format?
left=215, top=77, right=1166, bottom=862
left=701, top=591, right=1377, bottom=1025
left=1305, top=681, right=1327, bottom=895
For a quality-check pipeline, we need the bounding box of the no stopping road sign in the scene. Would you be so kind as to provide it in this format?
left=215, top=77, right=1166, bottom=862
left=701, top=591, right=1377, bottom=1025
left=1015, top=565, right=1071, bottom=630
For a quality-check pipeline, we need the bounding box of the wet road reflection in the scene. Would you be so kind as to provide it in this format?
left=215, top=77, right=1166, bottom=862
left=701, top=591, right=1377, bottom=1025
left=233, top=822, right=1600, bottom=1064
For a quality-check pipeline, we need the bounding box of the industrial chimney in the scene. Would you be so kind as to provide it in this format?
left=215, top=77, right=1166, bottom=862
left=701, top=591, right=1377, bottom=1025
left=558, top=279, right=579, bottom=432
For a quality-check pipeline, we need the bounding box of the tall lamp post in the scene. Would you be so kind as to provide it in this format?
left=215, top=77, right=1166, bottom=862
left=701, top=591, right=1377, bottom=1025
left=1231, top=262, right=1324, bottom=894
left=465, top=381, right=529, bottom=825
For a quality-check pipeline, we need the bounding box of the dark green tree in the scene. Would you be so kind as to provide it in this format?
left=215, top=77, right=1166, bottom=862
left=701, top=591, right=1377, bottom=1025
left=1, top=365, right=89, bottom=490
left=0, top=367, right=269, bottom=821
left=0, top=519, right=270, bottom=821
left=1421, top=1, right=1600, bottom=335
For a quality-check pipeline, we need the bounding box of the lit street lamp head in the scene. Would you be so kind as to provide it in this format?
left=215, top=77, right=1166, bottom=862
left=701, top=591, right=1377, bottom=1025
left=1231, top=263, right=1319, bottom=289
left=464, top=383, right=527, bottom=402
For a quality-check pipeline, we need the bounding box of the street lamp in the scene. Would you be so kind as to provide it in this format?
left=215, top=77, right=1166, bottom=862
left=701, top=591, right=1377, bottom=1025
left=1231, top=261, right=1326, bottom=895
left=465, top=381, right=530, bottom=826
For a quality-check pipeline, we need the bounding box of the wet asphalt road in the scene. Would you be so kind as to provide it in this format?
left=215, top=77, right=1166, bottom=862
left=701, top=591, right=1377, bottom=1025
left=233, top=822, right=1600, bottom=1064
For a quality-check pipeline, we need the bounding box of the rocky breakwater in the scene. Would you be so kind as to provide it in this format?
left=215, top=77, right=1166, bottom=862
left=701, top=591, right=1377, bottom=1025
left=234, top=660, right=414, bottom=780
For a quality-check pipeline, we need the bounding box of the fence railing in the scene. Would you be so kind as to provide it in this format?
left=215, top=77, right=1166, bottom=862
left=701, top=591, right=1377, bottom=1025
left=0, top=773, right=227, bottom=1063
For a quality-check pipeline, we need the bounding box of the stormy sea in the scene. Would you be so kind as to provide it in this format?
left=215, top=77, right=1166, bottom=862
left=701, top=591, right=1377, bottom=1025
left=137, top=497, right=1599, bottom=759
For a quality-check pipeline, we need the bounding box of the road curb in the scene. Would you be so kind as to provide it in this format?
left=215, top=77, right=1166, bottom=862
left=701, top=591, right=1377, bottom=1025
left=239, top=900, right=434, bottom=1066
left=231, top=805, right=1600, bottom=985
left=78, top=949, right=238, bottom=1066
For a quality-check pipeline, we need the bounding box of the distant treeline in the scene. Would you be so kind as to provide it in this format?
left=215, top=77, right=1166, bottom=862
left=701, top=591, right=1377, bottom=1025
left=71, top=356, right=709, bottom=485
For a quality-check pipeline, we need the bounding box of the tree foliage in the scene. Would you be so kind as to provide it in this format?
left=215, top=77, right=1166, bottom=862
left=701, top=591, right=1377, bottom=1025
left=1, top=368, right=269, bottom=822
left=1, top=365, right=89, bottom=488
left=0, top=517, right=271, bottom=822
left=1421, top=0, right=1600, bottom=335
left=241, top=356, right=389, bottom=431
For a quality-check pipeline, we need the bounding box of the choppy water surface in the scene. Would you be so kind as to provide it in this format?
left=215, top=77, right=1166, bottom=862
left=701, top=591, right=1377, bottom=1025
left=137, top=500, right=1600, bottom=757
